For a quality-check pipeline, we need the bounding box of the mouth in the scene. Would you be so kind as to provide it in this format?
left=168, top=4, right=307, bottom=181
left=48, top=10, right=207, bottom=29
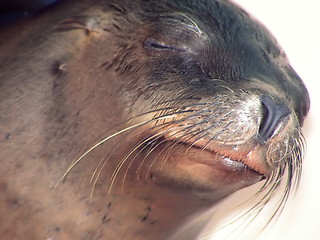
left=145, top=136, right=267, bottom=186
left=187, top=143, right=266, bottom=177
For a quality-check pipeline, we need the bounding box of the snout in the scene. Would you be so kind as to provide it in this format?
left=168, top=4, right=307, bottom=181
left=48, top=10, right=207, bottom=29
left=160, top=90, right=301, bottom=176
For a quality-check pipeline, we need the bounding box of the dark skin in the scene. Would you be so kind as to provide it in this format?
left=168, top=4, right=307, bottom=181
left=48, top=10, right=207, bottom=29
left=0, top=0, right=309, bottom=239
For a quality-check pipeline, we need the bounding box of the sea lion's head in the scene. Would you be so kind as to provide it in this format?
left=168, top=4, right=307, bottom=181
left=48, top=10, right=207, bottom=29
left=63, top=0, right=309, bottom=219
left=92, top=0, right=309, bottom=203
left=0, top=0, right=310, bottom=239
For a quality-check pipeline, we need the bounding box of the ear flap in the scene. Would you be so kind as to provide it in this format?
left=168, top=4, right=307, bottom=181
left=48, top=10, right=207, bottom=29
left=54, top=16, right=100, bottom=34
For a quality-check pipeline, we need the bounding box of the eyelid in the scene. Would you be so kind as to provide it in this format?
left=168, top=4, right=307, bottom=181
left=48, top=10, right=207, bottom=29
left=143, top=38, right=177, bottom=51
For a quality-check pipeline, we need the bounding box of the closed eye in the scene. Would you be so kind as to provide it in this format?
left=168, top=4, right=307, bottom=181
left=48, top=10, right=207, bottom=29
left=143, top=38, right=177, bottom=51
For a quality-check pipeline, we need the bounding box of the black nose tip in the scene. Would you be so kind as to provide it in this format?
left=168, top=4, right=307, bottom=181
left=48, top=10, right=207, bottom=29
left=258, top=95, right=290, bottom=142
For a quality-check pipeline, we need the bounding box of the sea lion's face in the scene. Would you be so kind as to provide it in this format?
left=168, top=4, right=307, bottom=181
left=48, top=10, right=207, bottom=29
left=102, top=1, right=309, bottom=202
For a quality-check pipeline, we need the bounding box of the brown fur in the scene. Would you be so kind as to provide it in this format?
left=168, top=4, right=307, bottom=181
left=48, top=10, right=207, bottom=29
left=0, top=0, right=309, bottom=239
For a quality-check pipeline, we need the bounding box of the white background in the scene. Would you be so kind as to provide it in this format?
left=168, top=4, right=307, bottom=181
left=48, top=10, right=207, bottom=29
left=205, top=0, right=320, bottom=239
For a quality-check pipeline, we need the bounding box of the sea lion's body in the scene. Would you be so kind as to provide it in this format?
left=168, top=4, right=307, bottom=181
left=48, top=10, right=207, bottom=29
left=0, top=0, right=309, bottom=239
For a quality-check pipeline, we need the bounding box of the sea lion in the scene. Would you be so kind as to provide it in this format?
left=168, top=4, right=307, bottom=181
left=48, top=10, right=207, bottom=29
left=0, top=0, right=310, bottom=239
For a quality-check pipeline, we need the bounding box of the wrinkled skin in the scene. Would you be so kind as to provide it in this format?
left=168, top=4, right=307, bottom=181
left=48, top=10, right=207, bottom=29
left=0, top=0, right=309, bottom=239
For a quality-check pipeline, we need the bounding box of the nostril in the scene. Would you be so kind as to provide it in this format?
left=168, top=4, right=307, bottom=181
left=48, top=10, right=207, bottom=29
left=258, top=95, right=290, bottom=142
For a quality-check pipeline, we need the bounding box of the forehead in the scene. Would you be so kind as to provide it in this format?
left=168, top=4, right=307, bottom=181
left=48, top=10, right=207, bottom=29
left=136, top=0, right=282, bottom=66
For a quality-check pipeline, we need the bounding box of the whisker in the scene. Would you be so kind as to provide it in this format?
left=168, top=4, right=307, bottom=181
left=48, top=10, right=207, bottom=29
left=212, top=131, right=304, bottom=238
left=90, top=131, right=136, bottom=198
left=119, top=127, right=185, bottom=191
left=55, top=99, right=222, bottom=189
left=90, top=130, right=133, bottom=184
left=107, top=108, right=211, bottom=193
left=145, top=137, right=183, bottom=179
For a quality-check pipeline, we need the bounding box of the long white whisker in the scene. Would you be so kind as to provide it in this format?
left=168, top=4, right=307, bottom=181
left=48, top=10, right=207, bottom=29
left=54, top=115, right=178, bottom=189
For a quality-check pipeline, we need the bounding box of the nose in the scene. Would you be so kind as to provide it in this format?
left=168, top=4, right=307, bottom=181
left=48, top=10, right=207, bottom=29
left=258, top=95, right=291, bottom=142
